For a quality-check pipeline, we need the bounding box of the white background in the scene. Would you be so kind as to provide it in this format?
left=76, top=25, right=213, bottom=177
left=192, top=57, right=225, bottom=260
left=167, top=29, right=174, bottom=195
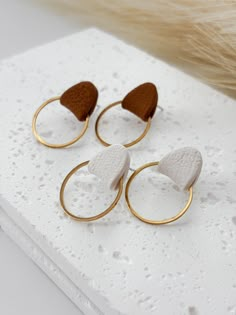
left=0, top=1, right=84, bottom=314
left=1, top=2, right=236, bottom=315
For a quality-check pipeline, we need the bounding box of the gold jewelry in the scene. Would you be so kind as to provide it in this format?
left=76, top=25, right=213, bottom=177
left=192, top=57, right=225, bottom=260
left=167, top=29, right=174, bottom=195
left=32, top=81, right=98, bottom=148
left=60, top=161, right=123, bottom=221
left=32, top=97, right=89, bottom=148
left=125, top=162, right=193, bottom=225
left=60, top=144, right=130, bottom=222
left=95, top=82, right=158, bottom=148
left=95, top=101, right=152, bottom=147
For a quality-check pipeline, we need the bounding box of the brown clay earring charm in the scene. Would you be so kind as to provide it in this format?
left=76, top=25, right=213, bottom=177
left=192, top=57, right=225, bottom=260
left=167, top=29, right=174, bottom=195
left=95, top=82, right=158, bottom=148
left=32, top=81, right=98, bottom=148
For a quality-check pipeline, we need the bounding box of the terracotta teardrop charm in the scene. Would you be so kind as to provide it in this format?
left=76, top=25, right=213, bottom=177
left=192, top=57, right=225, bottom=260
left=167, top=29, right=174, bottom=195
left=121, top=83, right=158, bottom=121
left=60, top=81, right=98, bottom=121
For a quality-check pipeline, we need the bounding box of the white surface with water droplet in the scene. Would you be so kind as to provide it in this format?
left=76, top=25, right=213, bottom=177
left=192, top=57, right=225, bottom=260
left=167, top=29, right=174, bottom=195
left=0, top=28, right=236, bottom=315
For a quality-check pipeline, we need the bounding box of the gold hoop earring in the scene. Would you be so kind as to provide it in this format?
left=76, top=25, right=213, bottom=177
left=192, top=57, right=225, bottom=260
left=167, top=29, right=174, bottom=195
left=125, top=147, right=203, bottom=225
left=60, top=144, right=130, bottom=222
left=32, top=81, right=98, bottom=148
left=95, top=82, right=158, bottom=148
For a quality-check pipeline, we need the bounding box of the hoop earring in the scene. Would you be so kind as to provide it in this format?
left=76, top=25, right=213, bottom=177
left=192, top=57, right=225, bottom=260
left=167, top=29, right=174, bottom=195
left=32, top=81, right=98, bottom=148
left=125, top=147, right=203, bottom=225
left=95, top=82, right=158, bottom=148
left=60, top=144, right=130, bottom=221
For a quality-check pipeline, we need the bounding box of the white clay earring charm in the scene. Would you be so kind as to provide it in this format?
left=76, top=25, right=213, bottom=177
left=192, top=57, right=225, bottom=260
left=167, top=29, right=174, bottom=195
left=125, top=147, right=203, bottom=225
left=60, top=144, right=130, bottom=221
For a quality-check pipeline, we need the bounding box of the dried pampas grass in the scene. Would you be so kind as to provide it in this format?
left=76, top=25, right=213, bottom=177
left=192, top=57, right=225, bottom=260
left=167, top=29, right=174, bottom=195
left=43, top=0, right=236, bottom=97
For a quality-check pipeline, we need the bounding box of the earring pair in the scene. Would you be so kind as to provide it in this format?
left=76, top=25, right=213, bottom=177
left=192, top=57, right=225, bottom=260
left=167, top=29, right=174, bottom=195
left=60, top=145, right=203, bottom=225
left=32, top=81, right=158, bottom=148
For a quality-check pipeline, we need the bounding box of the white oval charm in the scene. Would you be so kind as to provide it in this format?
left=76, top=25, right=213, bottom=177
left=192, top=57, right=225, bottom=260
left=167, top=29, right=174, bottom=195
left=157, top=147, right=203, bottom=190
left=88, top=144, right=130, bottom=190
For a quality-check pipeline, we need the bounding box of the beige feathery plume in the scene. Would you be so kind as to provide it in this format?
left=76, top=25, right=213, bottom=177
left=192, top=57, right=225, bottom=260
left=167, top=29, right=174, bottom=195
left=42, top=0, right=236, bottom=97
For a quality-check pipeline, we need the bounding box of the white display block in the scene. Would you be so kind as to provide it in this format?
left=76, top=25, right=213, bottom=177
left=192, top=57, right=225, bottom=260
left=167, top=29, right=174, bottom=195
left=0, top=28, right=236, bottom=315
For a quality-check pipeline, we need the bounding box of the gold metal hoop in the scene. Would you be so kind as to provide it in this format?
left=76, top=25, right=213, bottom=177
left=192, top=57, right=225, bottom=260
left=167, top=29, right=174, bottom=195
left=125, top=162, right=193, bottom=225
left=60, top=161, right=123, bottom=221
left=95, top=101, right=152, bottom=148
left=32, top=96, right=89, bottom=148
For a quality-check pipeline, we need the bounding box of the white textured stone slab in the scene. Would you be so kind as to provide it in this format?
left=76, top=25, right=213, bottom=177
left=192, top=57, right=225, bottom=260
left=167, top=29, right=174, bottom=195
left=88, top=144, right=130, bottom=190
left=157, top=147, right=203, bottom=190
left=0, top=203, right=93, bottom=315
left=0, top=28, right=236, bottom=315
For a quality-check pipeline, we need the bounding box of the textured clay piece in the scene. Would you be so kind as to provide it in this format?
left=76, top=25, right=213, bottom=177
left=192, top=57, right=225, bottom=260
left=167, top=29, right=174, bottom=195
left=121, top=82, right=158, bottom=121
left=157, top=147, right=203, bottom=191
left=88, top=144, right=130, bottom=190
left=60, top=81, right=98, bottom=121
